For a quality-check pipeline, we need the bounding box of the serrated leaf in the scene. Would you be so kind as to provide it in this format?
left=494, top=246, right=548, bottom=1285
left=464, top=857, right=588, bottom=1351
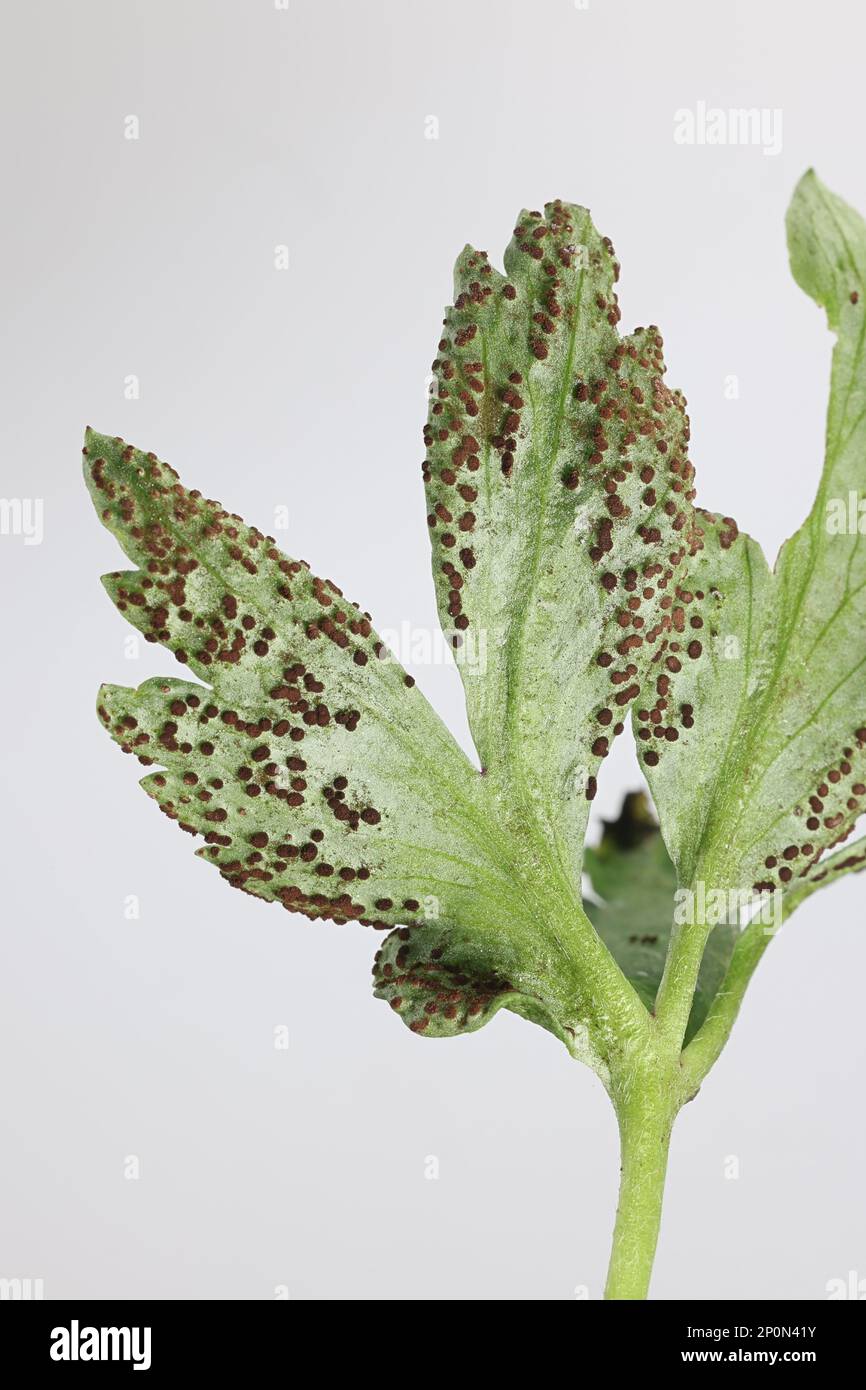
left=584, top=793, right=735, bottom=1041
left=79, top=174, right=866, bottom=1304
left=423, top=203, right=701, bottom=875
left=635, top=173, right=866, bottom=902
left=84, top=428, right=608, bottom=1057
left=85, top=430, right=509, bottom=937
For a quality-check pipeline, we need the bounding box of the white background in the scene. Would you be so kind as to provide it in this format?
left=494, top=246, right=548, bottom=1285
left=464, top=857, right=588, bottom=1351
left=1, top=0, right=864, bottom=1299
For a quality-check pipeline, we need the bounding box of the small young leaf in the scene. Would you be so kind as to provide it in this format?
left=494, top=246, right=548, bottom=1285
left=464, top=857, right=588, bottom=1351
left=372, top=921, right=581, bottom=1055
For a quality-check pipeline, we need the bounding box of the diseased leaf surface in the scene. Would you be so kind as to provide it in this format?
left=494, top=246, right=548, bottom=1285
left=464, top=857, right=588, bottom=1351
left=85, top=430, right=509, bottom=940
left=84, top=429, right=603, bottom=1056
left=784, top=832, right=866, bottom=912
left=635, top=173, right=866, bottom=904
left=423, top=203, right=701, bottom=875
left=631, top=511, right=773, bottom=886
left=371, top=920, right=579, bottom=1054
left=87, top=178, right=866, bottom=1066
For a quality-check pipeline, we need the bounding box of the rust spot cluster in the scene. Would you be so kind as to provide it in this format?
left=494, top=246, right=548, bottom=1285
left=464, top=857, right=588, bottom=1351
left=420, top=203, right=704, bottom=795
left=87, top=435, right=426, bottom=934
left=570, top=330, right=701, bottom=793
left=86, top=438, right=385, bottom=701
left=373, top=931, right=511, bottom=1033
left=627, top=511, right=745, bottom=774
left=631, top=580, right=710, bottom=762
left=752, top=728, right=866, bottom=893
left=101, top=682, right=404, bottom=929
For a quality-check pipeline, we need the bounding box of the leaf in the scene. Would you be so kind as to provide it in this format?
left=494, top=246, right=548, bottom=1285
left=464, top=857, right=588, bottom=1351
left=85, top=430, right=505, bottom=935
left=583, top=793, right=735, bottom=1041
left=634, top=173, right=866, bottom=903
left=783, top=833, right=866, bottom=913
left=423, top=204, right=701, bottom=877
left=85, top=197, right=713, bottom=1058
left=631, top=511, right=774, bottom=886
left=371, top=920, right=586, bottom=1059
left=83, top=429, right=600, bottom=1051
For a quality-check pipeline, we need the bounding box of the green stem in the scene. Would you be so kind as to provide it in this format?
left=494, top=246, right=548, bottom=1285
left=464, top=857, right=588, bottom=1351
left=680, top=914, right=774, bottom=1091
left=493, top=779, right=654, bottom=1054
left=604, top=1078, right=675, bottom=1300
left=605, top=879, right=795, bottom=1297
left=653, top=915, right=710, bottom=1049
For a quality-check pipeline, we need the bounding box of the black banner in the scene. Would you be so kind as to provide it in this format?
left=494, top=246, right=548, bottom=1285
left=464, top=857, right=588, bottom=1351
left=2, top=1299, right=862, bottom=1374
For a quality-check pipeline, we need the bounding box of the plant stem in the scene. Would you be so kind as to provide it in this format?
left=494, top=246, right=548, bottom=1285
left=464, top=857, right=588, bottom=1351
left=654, top=914, right=711, bottom=1050
left=604, top=1080, right=675, bottom=1300
left=680, top=914, right=774, bottom=1091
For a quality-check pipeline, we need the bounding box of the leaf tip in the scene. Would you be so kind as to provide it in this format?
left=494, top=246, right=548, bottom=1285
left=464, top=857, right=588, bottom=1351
left=786, top=168, right=866, bottom=331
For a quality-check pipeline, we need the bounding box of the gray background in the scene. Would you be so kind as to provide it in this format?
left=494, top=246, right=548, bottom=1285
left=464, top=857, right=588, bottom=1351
left=1, top=0, right=865, bottom=1300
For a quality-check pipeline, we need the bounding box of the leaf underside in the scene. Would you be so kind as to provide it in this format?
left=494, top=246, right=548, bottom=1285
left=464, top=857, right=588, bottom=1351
left=85, top=431, right=506, bottom=943
left=85, top=173, right=866, bottom=1057
left=422, top=202, right=702, bottom=873
left=84, top=429, right=596, bottom=1052
left=634, top=171, right=866, bottom=908
left=371, top=920, right=577, bottom=1052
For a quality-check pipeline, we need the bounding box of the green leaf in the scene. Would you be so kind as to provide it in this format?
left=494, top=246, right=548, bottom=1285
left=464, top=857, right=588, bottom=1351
left=584, top=793, right=735, bottom=1041
left=632, top=511, right=774, bottom=887
left=372, top=920, right=584, bottom=1057
left=783, top=832, right=866, bottom=913
left=84, top=199, right=710, bottom=1060
left=635, top=173, right=866, bottom=903
left=85, top=430, right=508, bottom=936
left=81, top=178, right=866, bottom=1301
left=423, top=203, right=700, bottom=877
left=83, top=428, right=603, bottom=1055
